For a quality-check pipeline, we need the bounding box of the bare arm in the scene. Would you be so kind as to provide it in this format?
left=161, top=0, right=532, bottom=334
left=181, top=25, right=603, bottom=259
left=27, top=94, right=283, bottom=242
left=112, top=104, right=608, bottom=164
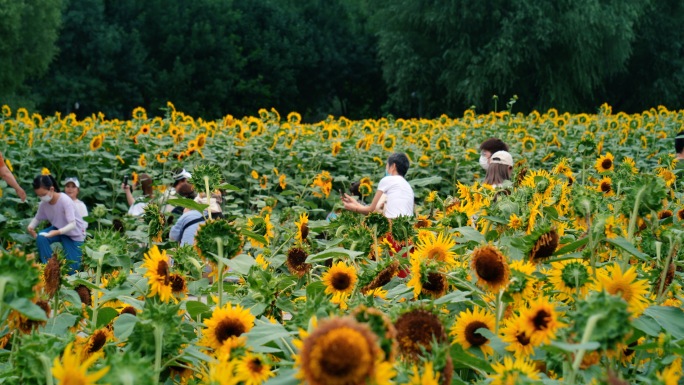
left=122, top=184, right=134, bottom=206
left=0, top=164, right=26, bottom=202
left=342, top=190, right=384, bottom=216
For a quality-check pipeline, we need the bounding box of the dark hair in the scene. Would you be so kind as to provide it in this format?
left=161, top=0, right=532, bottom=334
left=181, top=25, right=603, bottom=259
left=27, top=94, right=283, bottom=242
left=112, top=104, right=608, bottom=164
left=676, top=131, right=684, bottom=154
left=479, top=138, right=509, bottom=153
left=388, top=153, right=410, bottom=176
left=349, top=181, right=362, bottom=199
left=176, top=183, right=196, bottom=199
left=139, top=173, right=154, bottom=198
left=32, top=175, right=60, bottom=192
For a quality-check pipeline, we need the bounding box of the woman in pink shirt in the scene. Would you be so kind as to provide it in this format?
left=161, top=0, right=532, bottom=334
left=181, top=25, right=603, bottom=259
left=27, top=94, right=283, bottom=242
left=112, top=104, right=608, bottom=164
left=27, top=175, right=87, bottom=273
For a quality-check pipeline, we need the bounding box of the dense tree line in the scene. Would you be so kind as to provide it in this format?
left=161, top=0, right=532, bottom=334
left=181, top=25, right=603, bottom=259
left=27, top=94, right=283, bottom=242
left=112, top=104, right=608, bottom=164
left=1, top=0, right=683, bottom=119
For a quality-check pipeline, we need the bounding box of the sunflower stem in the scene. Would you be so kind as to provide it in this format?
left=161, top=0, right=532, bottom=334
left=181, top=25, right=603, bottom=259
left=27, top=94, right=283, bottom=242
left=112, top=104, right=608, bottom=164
left=154, top=323, right=164, bottom=381
left=571, top=313, right=604, bottom=374
left=0, top=277, right=9, bottom=322
left=204, top=176, right=212, bottom=221
left=494, top=289, right=505, bottom=334
left=39, top=354, right=54, bottom=385
left=91, top=255, right=104, bottom=333
left=656, top=237, right=678, bottom=302
left=215, top=237, right=224, bottom=308
left=626, top=185, right=647, bottom=247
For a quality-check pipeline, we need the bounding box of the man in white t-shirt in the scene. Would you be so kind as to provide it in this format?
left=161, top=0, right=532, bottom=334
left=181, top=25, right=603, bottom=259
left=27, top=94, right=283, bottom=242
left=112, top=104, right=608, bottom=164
left=342, top=153, right=414, bottom=218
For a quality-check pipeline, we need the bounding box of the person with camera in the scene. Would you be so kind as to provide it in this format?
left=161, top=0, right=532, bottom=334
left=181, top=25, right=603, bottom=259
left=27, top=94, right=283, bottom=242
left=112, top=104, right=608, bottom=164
left=122, top=173, right=154, bottom=216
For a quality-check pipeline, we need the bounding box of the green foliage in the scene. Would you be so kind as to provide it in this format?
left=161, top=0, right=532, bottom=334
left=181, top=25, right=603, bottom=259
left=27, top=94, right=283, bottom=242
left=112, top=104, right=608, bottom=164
left=372, top=0, right=647, bottom=115
left=0, top=0, right=63, bottom=101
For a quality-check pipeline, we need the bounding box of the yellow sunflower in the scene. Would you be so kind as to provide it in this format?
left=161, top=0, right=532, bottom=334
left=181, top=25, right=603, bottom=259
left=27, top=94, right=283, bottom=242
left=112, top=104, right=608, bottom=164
left=488, top=356, right=540, bottom=385
left=547, top=259, right=593, bottom=302
left=52, top=342, right=109, bottom=385
left=41, top=167, right=51, bottom=176
left=201, top=303, right=256, bottom=353
left=294, top=212, right=309, bottom=243
left=508, top=213, right=523, bottom=230
left=596, top=177, right=614, bottom=196
left=519, top=297, right=564, bottom=345
left=500, top=316, right=536, bottom=358
left=235, top=353, right=275, bottom=385
left=141, top=245, right=173, bottom=303
left=450, top=306, right=496, bottom=357
left=470, top=245, right=510, bottom=292
left=412, top=231, right=457, bottom=267
left=331, top=141, right=341, bottom=156
left=595, top=263, right=650, bottom=316
left=81, top=328, right=113, bottom=360
left=322, top=262, right=358, bottom=309
left=251, top=170, right=259, bottom=180
left=406, top=256, right=448, bottom=299
left=278, top=174, right=286, bottom=190
left=297, top=317, right=379, bottom=385
left=657, top=357, right=682, bottom=385
left=90, top=134, right=105, bottom=151
left=138, top=153, right=147, bottom=168
left=595, top=152, right=614, bottom=173
left=406, top=362, right=441, bottom=385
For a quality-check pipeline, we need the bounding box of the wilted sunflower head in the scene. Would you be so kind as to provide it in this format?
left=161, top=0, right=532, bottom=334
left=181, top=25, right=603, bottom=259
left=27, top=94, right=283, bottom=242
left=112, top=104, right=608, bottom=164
left=120, top=306, right=137, bottom=316
left=75, top=284, right=92, bottom=306
left=421, top=271, right=448, bottom=298
left=169, top=273, right=187, bottom=295
left=286, top=246, right=310, bottom=277
left=85, top=328, right=111, bottom=357
left=528, top=228, right=559, bottom=263
left=471, top=245, right=510, bottom=292
left=298, top=317, right=380, bottom=385
left=658, top=209, right=673, bottom=220
left=360, top=259, right=399, bottom=294
left=43, top=255, right=62, bottom=298
left=394, top=308, right=447, bottom=361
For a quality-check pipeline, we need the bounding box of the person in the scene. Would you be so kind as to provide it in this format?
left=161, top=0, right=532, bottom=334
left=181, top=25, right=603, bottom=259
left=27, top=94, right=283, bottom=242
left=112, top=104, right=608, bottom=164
left=27, top=175, right=87, bottom=273
left=479, top=138, right=509, bottom=171
left=483, top=151, right=513, bottom=187
left=123, top=173, right=153, bottom=216
left=0, top=151, right=26, bottom=202
left=350, top=180, right=386, bottom=214
left=342, top=153, right=414, bottom=218
left=63, top=177, right=88, bottom=220
left=675, top=131, right=684, bottom=174
left=164, top=168, right=192, bottom=213
left=195, top=191, right=224, bottom=219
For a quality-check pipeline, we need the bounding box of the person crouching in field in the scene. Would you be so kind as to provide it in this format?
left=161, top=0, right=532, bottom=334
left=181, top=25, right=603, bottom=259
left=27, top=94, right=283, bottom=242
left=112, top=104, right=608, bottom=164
left=341, top=153, right=414, bottom=218
left=27, top=175, right=87, bottom=273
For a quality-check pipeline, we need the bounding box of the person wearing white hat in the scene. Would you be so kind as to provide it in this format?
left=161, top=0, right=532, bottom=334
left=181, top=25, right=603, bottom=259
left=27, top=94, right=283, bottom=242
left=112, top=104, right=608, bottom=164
left=164, top=168, right=193, bottom=214
left=484, top=151, right=513, bottom=188
left=63, top=177, right=89, bottom=221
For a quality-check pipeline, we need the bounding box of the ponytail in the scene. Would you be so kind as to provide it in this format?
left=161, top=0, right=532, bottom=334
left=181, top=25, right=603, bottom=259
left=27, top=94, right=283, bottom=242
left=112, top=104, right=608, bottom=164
left=32, top=174, right=60, bottom=192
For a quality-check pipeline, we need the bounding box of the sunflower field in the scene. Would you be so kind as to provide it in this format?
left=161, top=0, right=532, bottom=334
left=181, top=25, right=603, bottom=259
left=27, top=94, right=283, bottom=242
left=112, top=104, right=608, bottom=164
left=0, top=102, right=683, bottom=385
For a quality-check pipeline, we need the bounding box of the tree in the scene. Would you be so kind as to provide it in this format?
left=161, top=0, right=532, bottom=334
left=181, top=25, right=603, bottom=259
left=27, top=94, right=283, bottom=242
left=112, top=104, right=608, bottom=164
left=0, top=0, right=63, bottom=104
left=372, top=0, right=647, bottom=116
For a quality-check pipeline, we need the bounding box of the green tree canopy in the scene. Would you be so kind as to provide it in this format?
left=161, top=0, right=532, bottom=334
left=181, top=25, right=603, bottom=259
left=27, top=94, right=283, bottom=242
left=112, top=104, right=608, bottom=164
left=0, top=0, right=63, bottom=102
left=372, top=0, right=647, bottom=116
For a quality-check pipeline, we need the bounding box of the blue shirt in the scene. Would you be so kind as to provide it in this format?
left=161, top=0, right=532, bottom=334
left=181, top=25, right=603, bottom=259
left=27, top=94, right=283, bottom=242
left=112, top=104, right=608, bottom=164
left=169, top=210, right=205, bottom=246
